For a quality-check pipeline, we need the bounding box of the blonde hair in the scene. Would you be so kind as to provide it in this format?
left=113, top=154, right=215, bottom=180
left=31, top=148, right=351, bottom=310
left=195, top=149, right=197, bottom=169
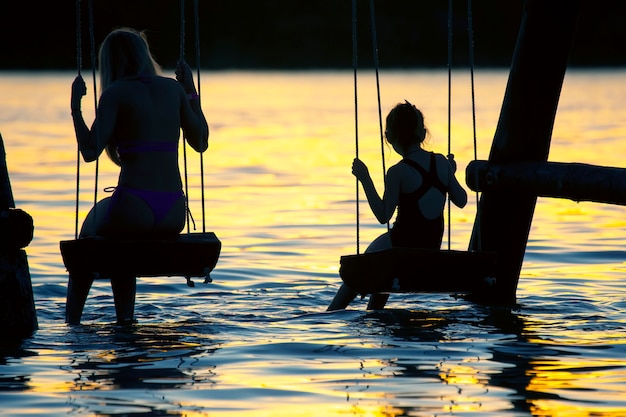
left=98, top=28, right=161, bottom=165
left=98, top=27, right=161, bottom=91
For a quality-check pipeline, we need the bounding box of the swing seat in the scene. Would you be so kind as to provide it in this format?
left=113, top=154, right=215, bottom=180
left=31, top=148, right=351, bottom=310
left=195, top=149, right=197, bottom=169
left=339, top=247, right=497, bottom=296
left=59, top=232, right=221, bottom=281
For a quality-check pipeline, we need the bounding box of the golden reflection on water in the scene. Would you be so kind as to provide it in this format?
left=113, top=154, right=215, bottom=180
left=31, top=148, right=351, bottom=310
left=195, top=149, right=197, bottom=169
left=2, top=70, right=626, bottom=415
left=528, top=356, right=626, bottom=416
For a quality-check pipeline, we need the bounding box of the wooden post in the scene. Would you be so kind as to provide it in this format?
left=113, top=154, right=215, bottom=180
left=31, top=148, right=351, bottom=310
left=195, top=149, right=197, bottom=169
left=0, top=133, right=38, bottom=340
left=468, top=0, right=581, bottom=303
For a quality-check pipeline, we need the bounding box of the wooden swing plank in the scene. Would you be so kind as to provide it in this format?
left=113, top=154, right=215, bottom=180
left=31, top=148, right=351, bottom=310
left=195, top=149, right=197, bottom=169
left=59, top=232, right=221, bottom=278
left=340, top=248, right=497, bottom=295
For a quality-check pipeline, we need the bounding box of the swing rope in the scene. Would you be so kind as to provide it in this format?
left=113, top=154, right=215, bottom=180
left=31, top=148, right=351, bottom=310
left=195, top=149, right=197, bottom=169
left=193, top=0, right=207, bottom=234
left=468, top=0, right=477, bottom=165
left=352, top=0, right=360, bottom=255
left=467, top=0, right=482, bottom=251
left=446, top=0, right=453, bottom=251
left=446, top=0, right=481, bottom=251
left=180, top=0, right=191, bottom=233
left=368, top=0, right=389, bottom=233
left=73, top=0, right=82, bottom=239
left=352, top=0, right=388, bottom=255
left=88, top=0, right=100, bottom=235
left=180, top=0, right=206, bottom=234
left=72, top=0, right=100, bottom=238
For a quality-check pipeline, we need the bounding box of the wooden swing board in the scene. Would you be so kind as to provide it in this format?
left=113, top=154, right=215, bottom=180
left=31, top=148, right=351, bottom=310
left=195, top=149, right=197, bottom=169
left=339, top=248, right=497, bottom=295
left=59, top=232, right=221, bottom=278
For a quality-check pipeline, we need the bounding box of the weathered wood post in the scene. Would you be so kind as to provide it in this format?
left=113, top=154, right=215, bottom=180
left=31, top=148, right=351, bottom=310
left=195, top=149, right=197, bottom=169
left=467, top=161, right=626, bottom=206
left=468, top=0, right=581, bottom=303
left=0, top=133, right=37, bottom=340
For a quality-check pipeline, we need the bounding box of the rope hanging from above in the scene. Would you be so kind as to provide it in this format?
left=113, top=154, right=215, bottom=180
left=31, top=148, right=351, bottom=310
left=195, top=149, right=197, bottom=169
left=446, top=0, right=481, bottom=251
left=179, top=0, right=206, bottom=234
left=193, top=0, right=206, bottom=234
left=351, top=0, right=387, bottom=254
left=87, top=0, right=100, bottom=236
left=178, top=0, right=216, bottom=285
left=368, top=0, right=389, bottom=234
left=72, top=0, right=100, bottom=238
left=179, top=0, right=192, bottom=232
left=73, top=0, right=81, bottom=238
left=467, top=0, right=482, bottom=252
left=351, top=0, right=360, bottom=254
left=447, top=0, right=453, bottom=250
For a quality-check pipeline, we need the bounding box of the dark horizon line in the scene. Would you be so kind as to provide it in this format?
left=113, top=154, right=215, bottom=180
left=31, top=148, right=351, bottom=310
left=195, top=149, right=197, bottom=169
left=2, top=63, right=625, bottom=72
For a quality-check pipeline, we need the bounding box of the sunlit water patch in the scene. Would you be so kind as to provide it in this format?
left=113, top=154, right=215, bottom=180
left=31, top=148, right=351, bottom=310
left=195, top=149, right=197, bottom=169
left=0, top=69, right=626, bottom=416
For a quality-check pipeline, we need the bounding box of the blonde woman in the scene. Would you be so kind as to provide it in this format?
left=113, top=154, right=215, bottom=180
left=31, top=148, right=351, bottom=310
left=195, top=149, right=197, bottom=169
left=68, top=27, right=209, bottom=324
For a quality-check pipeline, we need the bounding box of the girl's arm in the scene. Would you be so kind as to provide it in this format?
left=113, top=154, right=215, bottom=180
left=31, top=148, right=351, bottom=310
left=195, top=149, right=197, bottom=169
left=446, top=155, right=468, bottom=208
left=353, top=158, right=399, bottom=224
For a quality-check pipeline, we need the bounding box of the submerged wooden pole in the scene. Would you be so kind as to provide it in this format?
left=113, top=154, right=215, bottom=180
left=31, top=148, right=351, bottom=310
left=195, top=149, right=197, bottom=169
left=468, top=0, right=581, bottom=303
left=0, top=133, right=37, bottom=340
left=467, top=160, right=626, bottom=206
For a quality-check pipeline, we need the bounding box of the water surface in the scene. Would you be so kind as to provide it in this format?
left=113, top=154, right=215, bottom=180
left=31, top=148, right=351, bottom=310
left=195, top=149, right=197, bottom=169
left=1, top=69, right=626, bottom=416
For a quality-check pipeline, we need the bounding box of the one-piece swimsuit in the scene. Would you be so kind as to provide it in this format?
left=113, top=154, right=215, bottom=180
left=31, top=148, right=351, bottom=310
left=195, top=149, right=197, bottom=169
left=390, top=152, right=447, bottom=249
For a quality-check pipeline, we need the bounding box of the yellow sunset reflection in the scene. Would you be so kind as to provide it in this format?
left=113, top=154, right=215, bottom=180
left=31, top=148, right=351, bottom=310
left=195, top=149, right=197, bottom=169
left=2, top=68, right=626, bottom=417
left=527, top=356, right=626, bottom=416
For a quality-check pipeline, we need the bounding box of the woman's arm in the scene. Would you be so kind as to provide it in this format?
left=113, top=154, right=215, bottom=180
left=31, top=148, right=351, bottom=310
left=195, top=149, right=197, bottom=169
left=70, top=75, right=114, bottom=162
left=176, top=61, right=209, bottom=152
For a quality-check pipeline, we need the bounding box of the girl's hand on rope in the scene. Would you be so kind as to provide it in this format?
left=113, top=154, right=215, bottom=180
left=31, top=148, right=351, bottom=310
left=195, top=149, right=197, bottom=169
left=175, top=60, right=196, bottom=95
left=352, top=158, right=370, bottom=183
left=447, top=154, right=457, bottom=173
left=71, top=75, right=86, bottom=112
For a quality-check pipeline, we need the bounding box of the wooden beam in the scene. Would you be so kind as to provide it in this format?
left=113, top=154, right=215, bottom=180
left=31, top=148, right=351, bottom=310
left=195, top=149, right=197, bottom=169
left=468, top=0, right=581, bottom=303
left=467, top=160, right=626, bottom=206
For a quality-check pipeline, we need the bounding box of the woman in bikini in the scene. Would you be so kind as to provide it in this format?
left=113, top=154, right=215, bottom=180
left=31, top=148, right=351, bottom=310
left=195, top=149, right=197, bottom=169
left=67, top=27, right=208, bottom=323
left=327, top=101, right=467, bottom=311
left=71, top=27, right=208, bottom=237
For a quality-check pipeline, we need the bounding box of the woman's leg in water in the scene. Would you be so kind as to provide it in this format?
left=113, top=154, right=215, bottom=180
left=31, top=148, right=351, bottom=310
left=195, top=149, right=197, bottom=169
left=111, top=275, right=136, bottom=324
left=66, top=274, right=94, bottom=324
left=65, top=200, right=111, bottom=324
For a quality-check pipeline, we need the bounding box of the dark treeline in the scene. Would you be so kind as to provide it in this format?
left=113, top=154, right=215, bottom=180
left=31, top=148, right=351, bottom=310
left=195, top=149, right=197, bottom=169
left=1, top=0, right=624, bottom=70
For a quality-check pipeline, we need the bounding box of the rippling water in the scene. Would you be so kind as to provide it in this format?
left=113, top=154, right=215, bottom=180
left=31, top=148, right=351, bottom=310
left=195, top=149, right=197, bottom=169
left=1, top=69, right=626, bottom=416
